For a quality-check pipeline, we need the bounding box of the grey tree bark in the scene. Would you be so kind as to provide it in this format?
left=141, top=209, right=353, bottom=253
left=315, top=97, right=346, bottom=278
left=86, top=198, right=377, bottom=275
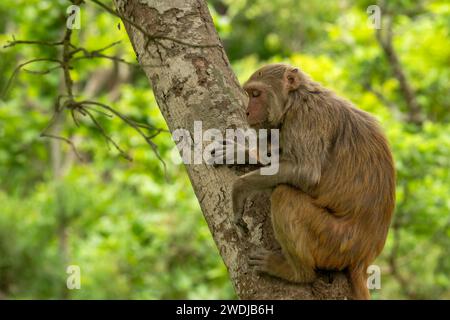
left=113, top=0, right=352, bottom=299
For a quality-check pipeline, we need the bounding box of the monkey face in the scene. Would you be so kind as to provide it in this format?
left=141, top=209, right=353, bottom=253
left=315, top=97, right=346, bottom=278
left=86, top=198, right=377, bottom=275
left=243, top=64, right=300, bottom=128
left=243, top=83, right=270, bottom=128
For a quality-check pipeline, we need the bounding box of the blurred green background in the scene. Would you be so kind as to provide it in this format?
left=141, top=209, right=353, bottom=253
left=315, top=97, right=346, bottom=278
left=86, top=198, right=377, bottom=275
left=0, top=0, right=449, bottom=299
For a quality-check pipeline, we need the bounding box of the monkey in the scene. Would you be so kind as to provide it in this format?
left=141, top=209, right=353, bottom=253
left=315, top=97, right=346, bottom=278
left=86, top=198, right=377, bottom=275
left=211, top=63, right=396, bottom=300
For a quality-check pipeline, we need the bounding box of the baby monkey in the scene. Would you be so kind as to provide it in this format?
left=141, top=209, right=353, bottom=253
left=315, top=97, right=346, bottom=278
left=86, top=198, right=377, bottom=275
left=213, top=64, right=395, bottom=300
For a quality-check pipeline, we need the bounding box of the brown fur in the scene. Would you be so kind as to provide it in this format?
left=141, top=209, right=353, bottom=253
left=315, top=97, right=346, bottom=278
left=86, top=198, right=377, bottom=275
left=241, top=64, right=396, bottom=300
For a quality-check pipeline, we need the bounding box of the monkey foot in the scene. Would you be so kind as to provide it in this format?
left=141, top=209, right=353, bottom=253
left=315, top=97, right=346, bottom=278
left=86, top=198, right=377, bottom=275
left=248, top=248, right=275, bottom=274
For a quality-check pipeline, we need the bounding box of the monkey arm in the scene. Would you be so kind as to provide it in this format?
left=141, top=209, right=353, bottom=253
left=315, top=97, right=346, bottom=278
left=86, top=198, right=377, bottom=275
left=232, top=161, right=317, bottom=224
left=208, top=139, right=269, bottom=166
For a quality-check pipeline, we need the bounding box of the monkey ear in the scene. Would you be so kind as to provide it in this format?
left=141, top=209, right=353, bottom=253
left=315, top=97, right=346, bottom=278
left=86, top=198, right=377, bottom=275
left=285, top=68, right=301, bottom=91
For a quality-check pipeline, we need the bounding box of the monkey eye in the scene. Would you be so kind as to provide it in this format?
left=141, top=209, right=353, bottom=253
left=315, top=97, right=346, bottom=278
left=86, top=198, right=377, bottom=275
left=252, top=90, right=261, bottom=98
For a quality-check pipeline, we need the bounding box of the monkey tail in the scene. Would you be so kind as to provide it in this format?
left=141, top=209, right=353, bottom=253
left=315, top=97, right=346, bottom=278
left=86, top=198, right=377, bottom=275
left=348, top=266, right=370, bottom=300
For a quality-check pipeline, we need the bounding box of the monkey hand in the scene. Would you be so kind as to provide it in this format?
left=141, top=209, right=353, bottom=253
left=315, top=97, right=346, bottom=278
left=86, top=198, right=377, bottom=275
left=207, top=139, right=236, bottom=166
left=207, top=139, right=258, bottom=166
left=248, top=248, right=277, bottom=274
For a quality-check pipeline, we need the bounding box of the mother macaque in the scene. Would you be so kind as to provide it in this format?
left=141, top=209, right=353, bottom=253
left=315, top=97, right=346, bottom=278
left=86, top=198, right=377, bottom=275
left=212, top=64, right=396, bottom=300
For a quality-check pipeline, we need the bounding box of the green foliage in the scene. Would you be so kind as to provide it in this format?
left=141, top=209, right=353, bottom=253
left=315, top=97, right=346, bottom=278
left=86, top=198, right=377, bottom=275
left=0, top=0, right=449, bottom=299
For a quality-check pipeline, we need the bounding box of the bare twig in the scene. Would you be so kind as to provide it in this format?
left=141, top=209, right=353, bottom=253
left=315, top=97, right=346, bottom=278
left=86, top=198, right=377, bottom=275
left=91, top=40, right=122, bottom=53
left=81, top=100, right=167, bottom=167
left=61, top=27, right=74, bottom=98
left=23, top=65, right=64, bottom=75
left=83, top=107, right=132, bottom=161
left=2, top=58, right=63, bottom=98
left=72, top=50, right=162, bottom=68
left=3, top=39, right=64, bottom=48
left=68, top=40, right=121, bottom=56
left=3, top=0, right=169, bottom=171
left=40, top=132, right=83, bottom=162
left=72, top=52, right=137, bottom=66
left=89, top=0, right=219, bottom=49
left=83, top=104, right=113, bottom=118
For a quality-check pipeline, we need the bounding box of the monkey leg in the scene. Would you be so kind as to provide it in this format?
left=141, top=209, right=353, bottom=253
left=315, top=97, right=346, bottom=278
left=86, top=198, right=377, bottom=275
left=248, top=185, right=321, bottom=283
left=257, top=184, right=340, bottom=284
left=249, top=248, right=316, bottom=283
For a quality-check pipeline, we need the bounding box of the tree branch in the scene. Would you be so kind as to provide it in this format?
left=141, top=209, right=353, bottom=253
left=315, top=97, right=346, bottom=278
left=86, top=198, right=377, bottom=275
left=2, top=1, right=167, bottom=165
left=114, top=0, right=353, bottom=299
left=376, top=1, right=423, bottom=125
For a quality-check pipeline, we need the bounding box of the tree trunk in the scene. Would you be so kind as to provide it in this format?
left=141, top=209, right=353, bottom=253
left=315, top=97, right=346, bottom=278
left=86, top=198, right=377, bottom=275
left=114, top=0, right=352, bottom=299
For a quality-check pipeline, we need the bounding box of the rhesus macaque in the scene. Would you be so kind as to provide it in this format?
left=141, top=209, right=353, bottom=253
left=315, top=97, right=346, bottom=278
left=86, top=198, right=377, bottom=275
left=213, top=64, right=396, bottom=300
